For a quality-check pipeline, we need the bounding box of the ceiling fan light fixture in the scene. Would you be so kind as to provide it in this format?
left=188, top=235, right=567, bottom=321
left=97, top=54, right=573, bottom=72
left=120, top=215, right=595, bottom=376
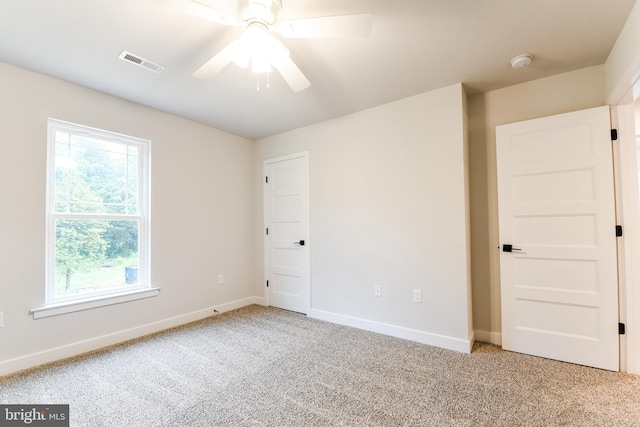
left=231, top=22, right=289, bottom=74
left=252, top=51, right=272, bottom=73
left=250, top=37, right=289, bottom=73
left=264, top=36, right=289, bottom=65
left=230, top=24, right=266, bottom=68
left=230, top=40, right=250, bottom=68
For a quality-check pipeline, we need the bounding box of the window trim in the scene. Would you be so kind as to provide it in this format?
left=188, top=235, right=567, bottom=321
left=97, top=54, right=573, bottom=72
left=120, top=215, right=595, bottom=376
left=32, top=287, right=160, bottom=319
left=43, top=118, right=151, bottom=309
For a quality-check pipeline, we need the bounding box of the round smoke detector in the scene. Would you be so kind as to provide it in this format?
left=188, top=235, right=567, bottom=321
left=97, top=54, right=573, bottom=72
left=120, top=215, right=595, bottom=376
left=510, top=54, right=532, bottom=69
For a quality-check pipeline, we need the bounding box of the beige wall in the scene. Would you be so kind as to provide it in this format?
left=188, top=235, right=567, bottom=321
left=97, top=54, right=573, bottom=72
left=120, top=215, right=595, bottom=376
left=468, top=65, right=606, bottom=341
left=255, top=84, right=473, bottom=351
left=0, top=62, right=256, bottom=374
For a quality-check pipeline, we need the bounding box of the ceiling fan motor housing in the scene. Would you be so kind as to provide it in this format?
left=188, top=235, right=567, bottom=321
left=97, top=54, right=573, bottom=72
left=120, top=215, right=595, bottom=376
left=239, top=0, right=282, bottom=24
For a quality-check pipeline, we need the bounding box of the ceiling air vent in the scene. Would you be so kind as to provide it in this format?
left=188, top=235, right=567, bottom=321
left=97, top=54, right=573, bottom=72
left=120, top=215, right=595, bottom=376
left=118, top=50, right=165, bottom=73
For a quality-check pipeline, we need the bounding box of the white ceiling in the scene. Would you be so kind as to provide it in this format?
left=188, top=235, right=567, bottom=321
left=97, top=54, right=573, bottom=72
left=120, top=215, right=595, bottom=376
left=0, top=0, right=635, bottom=140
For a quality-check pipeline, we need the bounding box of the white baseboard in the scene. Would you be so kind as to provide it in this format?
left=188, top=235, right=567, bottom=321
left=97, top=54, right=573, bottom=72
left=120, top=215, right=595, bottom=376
left=474, top=329, right=502, bottom=346
left=214, top=296, right=265, bottom=312
left=309, top=309, right=473, bottom=354
left=0, top=296, right=262, bottom=377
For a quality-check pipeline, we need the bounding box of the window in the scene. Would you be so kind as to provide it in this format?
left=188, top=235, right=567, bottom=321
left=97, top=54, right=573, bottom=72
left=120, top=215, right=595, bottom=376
left=45, top=119, right=150, bottom=306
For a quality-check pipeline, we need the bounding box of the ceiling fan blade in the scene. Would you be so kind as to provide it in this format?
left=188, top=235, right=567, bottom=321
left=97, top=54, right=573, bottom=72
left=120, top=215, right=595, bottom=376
left=193, top=40, right=239, bottom=79
left=162, top=0, right=239, bottom=26
left=277, top=13, right=372, bottom=38
left=186, top=0, right=239, bottom=26
left=273, top=56, right=311, bottom=92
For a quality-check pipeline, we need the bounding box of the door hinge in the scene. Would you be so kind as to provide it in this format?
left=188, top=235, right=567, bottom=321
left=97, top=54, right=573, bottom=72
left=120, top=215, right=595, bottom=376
left=266, top=227, right=269, bottom=235
left=611, top=129, right=618, bottom=141
left=616, top=225, right=623, bottom=237
left=266, top=280, right=269, bottom=288
left=265, top=176, right=268, bottom=183
left=619, top=323, right=626, bottom=335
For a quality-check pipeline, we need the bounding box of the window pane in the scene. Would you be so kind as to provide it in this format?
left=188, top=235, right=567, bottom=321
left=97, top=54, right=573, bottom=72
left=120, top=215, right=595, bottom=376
left=55, top=140, right=75, bottom=212
left=55, top=219, right=140, bottom=298
left=70, top=134, right=128, bottom=155
left=127, top=146, right=139, bottom=215
left=54, top=136, right=139, bottom=215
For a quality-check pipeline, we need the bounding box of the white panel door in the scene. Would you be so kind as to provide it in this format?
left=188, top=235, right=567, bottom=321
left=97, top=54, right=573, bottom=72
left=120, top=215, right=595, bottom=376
left=264, top=152, right=310, bottom=314
left=497, top=106, right=619, bottom=371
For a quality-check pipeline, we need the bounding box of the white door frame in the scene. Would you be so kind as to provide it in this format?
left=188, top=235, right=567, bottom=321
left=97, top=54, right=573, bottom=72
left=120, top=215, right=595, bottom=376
left=608, top=57, right=640, bottom=374
left=262, top=151, right=311, bottom=312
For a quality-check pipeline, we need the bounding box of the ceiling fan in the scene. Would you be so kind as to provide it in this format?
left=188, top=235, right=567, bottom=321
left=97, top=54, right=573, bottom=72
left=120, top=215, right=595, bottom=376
left=166, top=0, right=372, bottom=92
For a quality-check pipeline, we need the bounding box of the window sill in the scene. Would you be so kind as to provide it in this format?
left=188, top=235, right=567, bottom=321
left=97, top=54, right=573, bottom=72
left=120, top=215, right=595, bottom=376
left=31, top=287, right=160, bottom=319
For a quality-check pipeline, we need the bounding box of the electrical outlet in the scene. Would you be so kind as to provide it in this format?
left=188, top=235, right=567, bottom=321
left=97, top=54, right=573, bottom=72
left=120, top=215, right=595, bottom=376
left=374, top=285, right=381, bottom=297
left=217, top=274, right=224, bottom=285
left=413, top=290, right=422, bottom=303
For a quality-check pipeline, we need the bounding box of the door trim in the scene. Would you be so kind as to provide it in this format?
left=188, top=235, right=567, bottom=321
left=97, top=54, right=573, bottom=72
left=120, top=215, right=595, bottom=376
left=611, top=104, right=640, bottom=374
left=609, top=50, right=640, bottom=374
left=262, top=151, right=310, bottom=313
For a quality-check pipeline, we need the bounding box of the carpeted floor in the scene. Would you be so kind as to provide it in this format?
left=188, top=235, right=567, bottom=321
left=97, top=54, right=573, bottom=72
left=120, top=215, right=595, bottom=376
left=1, top=305, right=640, bottom=426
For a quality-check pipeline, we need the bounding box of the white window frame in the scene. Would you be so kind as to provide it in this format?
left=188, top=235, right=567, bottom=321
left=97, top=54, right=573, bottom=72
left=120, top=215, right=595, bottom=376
left=37, top=119, right=154, bottom=316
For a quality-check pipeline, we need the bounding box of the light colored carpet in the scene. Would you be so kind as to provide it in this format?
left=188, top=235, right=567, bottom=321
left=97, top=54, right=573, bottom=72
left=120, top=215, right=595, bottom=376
left=1, top=305, right=640, bottom=426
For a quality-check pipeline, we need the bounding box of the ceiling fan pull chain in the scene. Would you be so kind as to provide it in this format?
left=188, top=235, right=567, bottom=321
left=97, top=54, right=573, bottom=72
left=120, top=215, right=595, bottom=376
left=255, top=72, right=271, bottom=92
